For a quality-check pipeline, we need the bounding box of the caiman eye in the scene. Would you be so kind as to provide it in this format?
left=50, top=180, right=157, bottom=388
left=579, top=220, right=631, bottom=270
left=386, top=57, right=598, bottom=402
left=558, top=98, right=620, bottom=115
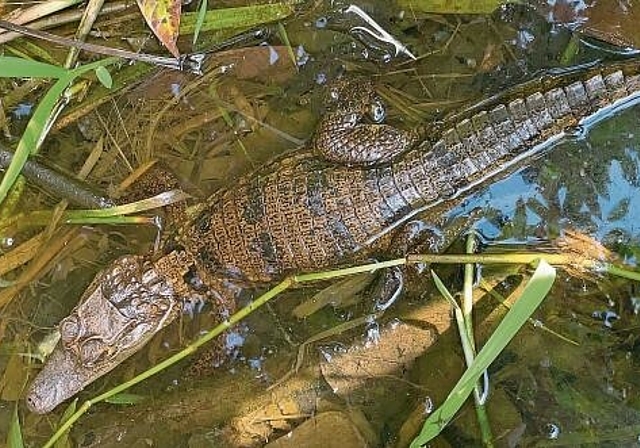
left=79, top=339, right=108, bottom=366
left=59, top=316, right=81, bottom=345
left=369, top=99, right=386, bottom=123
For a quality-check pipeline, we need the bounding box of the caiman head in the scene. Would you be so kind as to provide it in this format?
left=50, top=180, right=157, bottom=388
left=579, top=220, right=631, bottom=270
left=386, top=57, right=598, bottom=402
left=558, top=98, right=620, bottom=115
left=26, top=254, right=182, bottom=414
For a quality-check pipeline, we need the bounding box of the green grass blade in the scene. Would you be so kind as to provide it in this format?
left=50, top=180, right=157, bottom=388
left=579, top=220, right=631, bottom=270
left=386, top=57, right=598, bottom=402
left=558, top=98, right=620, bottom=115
left=0, top=75, right=72, bottom=206
left=67, top=189, right=190, bottom=218
left=192, top=0, right=209, bottom=45
left=395, top=0, right=520, bottom=14
left=0, top=58, right=117, bottom=207
left=7, top=405, right=24, bottom=448
left=0, top=56, right=68, bottom=78
left=180, top=3, right=297, bottom=34
left=411, top=259, right=556, bottom=446
left=430, top=270, right=460, bottom=311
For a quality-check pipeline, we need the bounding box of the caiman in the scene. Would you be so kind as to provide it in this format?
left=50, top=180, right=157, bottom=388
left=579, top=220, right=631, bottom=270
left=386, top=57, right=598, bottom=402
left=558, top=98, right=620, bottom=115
left=25, top=59, right=640, bottom=414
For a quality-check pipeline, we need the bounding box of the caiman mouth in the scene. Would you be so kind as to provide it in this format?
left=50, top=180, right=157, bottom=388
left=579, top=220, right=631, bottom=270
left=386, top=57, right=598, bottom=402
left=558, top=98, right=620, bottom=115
left=26, top=254, right=181, bottom=414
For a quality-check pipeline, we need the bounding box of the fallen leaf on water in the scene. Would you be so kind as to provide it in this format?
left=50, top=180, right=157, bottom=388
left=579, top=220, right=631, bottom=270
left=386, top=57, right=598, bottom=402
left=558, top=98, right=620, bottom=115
left=137, top=0, right=181, bottom=58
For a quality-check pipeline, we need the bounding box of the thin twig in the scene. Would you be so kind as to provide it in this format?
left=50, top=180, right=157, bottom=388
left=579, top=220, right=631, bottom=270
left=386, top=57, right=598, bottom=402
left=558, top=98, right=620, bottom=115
left=0, top=19, right=186, bottom=71
left=0, top=1, right=134, bottom=45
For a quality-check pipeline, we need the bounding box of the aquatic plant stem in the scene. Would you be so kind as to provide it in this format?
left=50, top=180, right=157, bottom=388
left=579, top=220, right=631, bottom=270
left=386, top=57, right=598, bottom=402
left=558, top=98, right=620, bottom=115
left=411, top=260, right=557, bottom=447
left=464, top=235, right=493, bottom=447
left=408, top=253, right=570, bottom=265
left=64, top=0, right=106, bottom=68
left=462, top=235, right=476, bottom=343
left=604, top=263, right=640, bottom=281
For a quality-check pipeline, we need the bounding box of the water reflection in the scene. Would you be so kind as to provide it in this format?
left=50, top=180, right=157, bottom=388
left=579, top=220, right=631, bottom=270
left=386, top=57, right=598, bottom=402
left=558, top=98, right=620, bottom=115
left=441, top=100, right=640, bottom=445
left=463, top=105, right=640, bottom=257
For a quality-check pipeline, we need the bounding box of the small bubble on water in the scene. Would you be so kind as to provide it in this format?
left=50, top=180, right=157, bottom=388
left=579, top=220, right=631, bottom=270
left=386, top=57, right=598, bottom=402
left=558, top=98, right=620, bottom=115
left=424, top=396, right=434, bottom=414
left=296, top=45, right=309, bottom=66
left=540, top=357, right=552, bottom=368
left=315, top=16, right=328, bottom=28
left=1, top=237, right=14, bottom=248
left=268, top=45, right=280, bottom=65
left=12, top=103, right=33, bottom=119
left=546, top=423, right=560, bottom=439
left=630, top=297, right=640, bottom=314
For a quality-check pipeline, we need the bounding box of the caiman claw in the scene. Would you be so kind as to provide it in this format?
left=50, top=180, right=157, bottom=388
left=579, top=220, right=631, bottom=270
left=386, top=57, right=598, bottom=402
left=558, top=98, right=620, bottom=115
left=26, top=255, right=181, bottom=414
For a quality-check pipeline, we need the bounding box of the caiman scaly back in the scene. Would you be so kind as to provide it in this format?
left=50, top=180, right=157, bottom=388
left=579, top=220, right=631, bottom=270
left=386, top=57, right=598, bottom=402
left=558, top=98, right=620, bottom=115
left=26, top=60, right=640, bottom=414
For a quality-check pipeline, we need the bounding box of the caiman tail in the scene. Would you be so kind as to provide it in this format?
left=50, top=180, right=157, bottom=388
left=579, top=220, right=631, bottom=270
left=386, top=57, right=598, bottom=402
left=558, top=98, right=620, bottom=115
left=384, top=63, right=640, bottom=236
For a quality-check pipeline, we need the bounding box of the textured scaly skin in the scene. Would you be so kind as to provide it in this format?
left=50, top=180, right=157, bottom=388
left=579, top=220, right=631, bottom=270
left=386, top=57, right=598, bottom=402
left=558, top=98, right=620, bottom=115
left=26, top=61, right=640, bottom=414
left=176, top=64, right=640, bottom=284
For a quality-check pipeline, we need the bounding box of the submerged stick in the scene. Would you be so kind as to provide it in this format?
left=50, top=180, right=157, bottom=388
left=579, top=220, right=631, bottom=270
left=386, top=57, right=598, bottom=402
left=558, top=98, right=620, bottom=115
left=0, top=144, right=114, bottom=209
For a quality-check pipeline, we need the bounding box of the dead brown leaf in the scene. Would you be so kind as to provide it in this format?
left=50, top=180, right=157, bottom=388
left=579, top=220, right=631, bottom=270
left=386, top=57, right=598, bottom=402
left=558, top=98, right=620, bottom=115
left=136, top=0, right=181, bottom=58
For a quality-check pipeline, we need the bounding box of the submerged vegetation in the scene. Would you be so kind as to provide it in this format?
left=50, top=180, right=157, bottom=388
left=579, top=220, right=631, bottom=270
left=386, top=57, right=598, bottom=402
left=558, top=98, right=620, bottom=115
left=2, top=1, right=640, bottom=447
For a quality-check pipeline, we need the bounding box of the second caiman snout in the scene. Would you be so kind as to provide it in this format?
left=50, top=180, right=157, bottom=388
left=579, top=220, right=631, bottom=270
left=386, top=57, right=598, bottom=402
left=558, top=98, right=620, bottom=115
left=26, top=254, right=182, bottom=414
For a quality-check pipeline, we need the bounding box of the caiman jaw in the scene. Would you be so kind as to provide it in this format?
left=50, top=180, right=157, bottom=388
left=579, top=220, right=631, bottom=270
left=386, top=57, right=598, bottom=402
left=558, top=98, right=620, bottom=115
left=26, top=254, right=182, bottom=414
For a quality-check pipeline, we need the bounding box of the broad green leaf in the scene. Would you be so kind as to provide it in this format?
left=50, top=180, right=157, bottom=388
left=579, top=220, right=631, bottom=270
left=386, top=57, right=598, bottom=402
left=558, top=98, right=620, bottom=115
left=180, top=3, right=296, bottom=34
left=396, top=0, right=519, bottom=15
left=0, top=56, right=68, bottom=78
left=137, top=0, right=181, bottom=57
left=411, top=259, right=556, bottom=446
left=94, top=66, right=113, bottom=88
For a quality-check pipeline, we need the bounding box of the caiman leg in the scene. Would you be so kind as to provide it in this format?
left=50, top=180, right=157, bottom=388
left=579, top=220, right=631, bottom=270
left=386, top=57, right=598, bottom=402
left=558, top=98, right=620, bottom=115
left=365, top=212, right=474, bottom=315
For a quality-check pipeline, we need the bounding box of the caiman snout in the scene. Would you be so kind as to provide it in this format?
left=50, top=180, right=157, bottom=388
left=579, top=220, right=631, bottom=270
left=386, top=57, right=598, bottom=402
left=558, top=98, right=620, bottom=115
left=26, top=254, right=182, bottom=413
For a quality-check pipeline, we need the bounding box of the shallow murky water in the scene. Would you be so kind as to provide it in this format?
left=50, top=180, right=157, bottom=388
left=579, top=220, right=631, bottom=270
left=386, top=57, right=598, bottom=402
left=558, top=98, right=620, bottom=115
left=3, top=1, right=640, bottom=447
